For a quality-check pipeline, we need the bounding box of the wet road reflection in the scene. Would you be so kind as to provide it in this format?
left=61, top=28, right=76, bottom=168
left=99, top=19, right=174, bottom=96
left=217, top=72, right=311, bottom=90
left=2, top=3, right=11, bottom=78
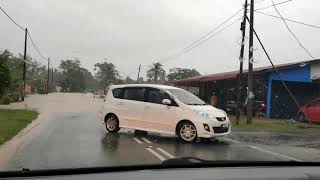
left=131, top=133, right=281, bottom=161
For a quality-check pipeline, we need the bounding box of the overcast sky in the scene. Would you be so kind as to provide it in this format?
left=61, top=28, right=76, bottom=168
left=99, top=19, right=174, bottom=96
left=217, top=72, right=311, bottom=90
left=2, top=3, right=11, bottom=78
left=0, top=0, right=319, bottom=78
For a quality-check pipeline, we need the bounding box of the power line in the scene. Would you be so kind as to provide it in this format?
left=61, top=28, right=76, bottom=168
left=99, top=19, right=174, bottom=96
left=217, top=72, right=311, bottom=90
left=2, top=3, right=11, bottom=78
left=27, top=30, right=47, bottom=61
left=160, top=17, right=243, bottom=65
left=158, top=8, right=244, bottom=64
left=140, top=1, right=294, bottom=75
left=0, top=5, right=25, bottom=31
left=255, top=0, right=294, bottom=11
left=245, top=15, right=300, bottom=108
left=271, top=0, right=315, bottom=59
left=0, top=5, right=48, bottom=62
left=255, top=10, right=320, bottom=30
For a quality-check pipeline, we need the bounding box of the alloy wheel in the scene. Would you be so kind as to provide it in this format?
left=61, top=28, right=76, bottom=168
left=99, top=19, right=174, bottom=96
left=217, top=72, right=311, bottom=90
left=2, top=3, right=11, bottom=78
left=179, top=124, right=197, bottom=141
left=106, top=116, right=117, bottom=131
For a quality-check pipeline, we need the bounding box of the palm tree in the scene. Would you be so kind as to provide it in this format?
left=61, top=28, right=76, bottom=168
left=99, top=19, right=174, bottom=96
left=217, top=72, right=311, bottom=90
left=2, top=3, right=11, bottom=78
left=147, top=62, right=166, bottom=84
left=94, top=61, right=119, bottom=87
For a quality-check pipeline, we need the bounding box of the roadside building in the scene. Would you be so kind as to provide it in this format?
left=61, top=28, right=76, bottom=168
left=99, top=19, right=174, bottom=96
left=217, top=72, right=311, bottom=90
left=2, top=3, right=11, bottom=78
left=172, top=59, right=320, bottom=119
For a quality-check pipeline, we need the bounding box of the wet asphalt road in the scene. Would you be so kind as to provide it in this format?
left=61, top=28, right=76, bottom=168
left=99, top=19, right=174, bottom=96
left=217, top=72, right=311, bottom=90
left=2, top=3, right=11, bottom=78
left=2, top=93, right=314, bottom=171
left=5, top=113, right=283, bottom=170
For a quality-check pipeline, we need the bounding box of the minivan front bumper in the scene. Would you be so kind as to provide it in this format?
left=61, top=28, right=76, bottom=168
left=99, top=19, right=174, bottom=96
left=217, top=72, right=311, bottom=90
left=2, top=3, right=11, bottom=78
left=195, top=118, right=231, bottom=138
left=198, top=127, right=231, bottom=138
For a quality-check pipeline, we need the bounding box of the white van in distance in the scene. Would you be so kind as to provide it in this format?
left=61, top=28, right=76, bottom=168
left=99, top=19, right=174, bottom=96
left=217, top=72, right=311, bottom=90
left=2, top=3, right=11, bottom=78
left=102, top=84, right=231, bottom=142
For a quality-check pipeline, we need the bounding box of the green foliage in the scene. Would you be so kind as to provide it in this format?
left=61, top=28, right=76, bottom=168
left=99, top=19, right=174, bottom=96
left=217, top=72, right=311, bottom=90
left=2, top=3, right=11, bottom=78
left=1, top=50, right=124, bottom=94
left=59, top=59, right=86, bottom=92
left=0, top=50, right=11, bottom=96
left=94, top=61, right=120, bottom=88
left=147, top=62, right=166, bottom=83
left=81, top=68, right=98, bottom=91
left=0, top=50, right=48, bottom=95
left=0, top=95, right=11, bottom=105
left=26, top=62, right=47, bottom=93
left=58, top=59, right=98, bottom=92
left=7, top=53, right=24, bottom=94
left=167, top=67, right=201, bottom=81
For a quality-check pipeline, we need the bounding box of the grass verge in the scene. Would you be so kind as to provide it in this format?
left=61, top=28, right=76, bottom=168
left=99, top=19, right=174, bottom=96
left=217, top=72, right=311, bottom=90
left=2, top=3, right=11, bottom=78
left=302, top=144, right=320, bottom=149
left=229, top=115, right=320, bottom=133
left=0, top=109, right=38, bottom=145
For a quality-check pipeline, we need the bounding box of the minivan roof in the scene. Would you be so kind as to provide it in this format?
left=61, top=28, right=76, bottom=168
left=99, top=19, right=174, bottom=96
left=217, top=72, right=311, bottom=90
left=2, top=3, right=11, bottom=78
left=110, top=84, right=180, bottom=90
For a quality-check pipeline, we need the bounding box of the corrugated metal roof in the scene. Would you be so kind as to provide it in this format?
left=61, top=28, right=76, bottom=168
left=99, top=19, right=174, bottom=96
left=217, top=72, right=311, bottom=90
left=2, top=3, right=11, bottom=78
left=173, top=59, right=320, bottom=86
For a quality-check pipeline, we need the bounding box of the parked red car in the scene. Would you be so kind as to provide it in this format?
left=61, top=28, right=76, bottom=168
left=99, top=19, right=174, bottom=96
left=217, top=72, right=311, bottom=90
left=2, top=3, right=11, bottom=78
left=297, top=98, right=320, bottom=122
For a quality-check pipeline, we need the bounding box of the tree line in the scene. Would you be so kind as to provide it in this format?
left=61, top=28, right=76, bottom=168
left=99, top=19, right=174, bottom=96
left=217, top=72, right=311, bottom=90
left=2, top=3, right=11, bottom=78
left=0, top=50, right=201, bottom=103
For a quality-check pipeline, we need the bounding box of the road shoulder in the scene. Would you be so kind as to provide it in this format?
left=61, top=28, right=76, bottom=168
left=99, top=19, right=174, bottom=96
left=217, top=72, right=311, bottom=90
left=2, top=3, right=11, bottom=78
left=0, top=111, right=46, bottom=169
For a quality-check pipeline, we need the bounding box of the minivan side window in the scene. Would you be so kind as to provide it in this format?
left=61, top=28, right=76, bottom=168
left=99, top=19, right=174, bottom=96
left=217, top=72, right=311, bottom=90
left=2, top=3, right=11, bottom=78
left=112, top=88, right=124, bottom=99
left=123, top=88, right=145, bottom=102
left=147, top=88, right=171, bottom=104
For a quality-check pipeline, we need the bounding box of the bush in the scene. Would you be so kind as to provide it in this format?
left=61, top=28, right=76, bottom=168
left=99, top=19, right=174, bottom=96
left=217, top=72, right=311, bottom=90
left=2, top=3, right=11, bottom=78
left=0, top=95, right=11, bottom=105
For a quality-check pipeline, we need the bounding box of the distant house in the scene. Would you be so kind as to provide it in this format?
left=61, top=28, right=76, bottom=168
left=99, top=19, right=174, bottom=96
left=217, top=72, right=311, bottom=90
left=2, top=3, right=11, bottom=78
left=172, top=59, right=320, bottom=118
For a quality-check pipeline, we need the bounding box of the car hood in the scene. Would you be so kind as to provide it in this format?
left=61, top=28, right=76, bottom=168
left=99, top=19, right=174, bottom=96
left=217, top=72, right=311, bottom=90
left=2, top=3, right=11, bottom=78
left=188, top=105, right=226, bottom=117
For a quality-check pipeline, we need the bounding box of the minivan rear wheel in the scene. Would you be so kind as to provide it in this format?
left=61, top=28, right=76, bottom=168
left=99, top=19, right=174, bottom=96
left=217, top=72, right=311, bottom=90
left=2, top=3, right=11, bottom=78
left=105, top=114, right=120, bottom=133
left=177, top=122, right=197, bottom=142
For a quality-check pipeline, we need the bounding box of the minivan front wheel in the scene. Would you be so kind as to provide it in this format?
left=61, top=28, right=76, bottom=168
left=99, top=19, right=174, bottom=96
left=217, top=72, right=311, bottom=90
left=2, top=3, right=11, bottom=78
left=105, top=114, right=120, bottom=133
left=177, top=122, right=197, bottom=142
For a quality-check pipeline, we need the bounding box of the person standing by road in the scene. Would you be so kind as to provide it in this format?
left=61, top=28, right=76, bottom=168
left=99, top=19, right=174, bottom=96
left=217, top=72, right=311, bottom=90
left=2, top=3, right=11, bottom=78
left=210, top=92, right=217, bottom=106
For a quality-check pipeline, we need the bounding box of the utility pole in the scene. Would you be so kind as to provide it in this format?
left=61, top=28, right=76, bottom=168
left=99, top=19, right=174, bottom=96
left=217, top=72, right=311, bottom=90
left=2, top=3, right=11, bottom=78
left=136, top=64, right=141, bottom=83
left=47, top=58, right=50, bottom=94
left=236, top=0, right=248, bottom=125
left=22, top=28, right=28, bottom=101
left=51, top=68, right=54, bottom=92
left=247, top=0, right=254, bottom=124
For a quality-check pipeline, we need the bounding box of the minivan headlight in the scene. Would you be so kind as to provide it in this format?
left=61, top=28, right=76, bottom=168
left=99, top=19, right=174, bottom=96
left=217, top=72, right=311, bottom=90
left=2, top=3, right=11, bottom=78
left=195, top=111, right=215, bottom=119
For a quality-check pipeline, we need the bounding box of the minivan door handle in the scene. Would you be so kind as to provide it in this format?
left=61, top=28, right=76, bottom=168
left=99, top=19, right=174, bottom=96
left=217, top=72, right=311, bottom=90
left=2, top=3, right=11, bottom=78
left=145, top=106, right=151, bottom=109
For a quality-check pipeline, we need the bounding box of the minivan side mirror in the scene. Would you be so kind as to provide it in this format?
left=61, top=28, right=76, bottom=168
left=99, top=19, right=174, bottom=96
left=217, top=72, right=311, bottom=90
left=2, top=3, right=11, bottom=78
left=162, top=99, right=172, bottom=105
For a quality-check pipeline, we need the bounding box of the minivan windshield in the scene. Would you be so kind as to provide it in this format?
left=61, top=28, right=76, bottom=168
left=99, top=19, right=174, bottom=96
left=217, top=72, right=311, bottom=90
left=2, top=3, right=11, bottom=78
left=166, top=89, right=206, bottom=105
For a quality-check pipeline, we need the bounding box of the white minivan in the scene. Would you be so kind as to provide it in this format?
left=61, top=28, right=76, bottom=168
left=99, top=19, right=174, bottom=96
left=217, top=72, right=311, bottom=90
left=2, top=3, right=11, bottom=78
left=102, top=84, right=230, bottom=142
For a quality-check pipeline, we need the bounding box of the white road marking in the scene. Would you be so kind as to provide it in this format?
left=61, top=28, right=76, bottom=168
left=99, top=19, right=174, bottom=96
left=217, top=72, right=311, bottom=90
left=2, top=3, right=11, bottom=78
left=220, top=137, right=240, bottom=144
left=132, top=137, right=143, bottom=144
left=157, top=148, right=175, bottom=159
left=146, top=148, right=166, bottom=161
left=141, top=137, right=152, bottom=144
left=249, top=145, right=302, bottom=162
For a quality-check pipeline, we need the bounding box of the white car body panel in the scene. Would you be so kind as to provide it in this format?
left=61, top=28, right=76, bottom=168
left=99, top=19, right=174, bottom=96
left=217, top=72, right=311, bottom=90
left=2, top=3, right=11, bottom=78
left=102, top=84, right=231, bottom=139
